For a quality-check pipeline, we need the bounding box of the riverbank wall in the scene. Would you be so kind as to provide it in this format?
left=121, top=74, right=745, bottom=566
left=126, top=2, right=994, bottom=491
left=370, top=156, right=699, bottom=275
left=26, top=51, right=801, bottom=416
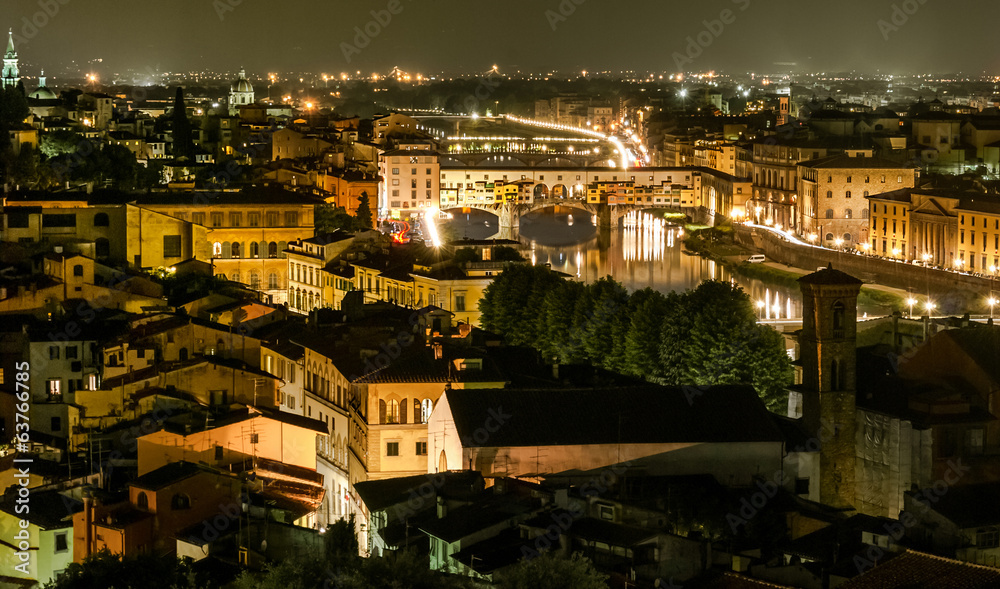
left=734, top=225, right=989, bottom=314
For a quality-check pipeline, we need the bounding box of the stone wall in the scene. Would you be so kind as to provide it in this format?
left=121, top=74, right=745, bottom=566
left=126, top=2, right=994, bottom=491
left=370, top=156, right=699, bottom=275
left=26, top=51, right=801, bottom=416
left=735, top=225, right=990, bottom=313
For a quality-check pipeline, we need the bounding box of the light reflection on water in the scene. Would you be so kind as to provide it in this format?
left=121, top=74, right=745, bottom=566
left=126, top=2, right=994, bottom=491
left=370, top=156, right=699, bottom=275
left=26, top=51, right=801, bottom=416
left=444, top=209, right=805, bottom=320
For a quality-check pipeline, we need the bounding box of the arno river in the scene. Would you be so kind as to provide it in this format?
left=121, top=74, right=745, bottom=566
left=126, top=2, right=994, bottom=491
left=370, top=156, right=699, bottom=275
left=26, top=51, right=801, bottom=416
left=442, top=209, right=817, bottom=321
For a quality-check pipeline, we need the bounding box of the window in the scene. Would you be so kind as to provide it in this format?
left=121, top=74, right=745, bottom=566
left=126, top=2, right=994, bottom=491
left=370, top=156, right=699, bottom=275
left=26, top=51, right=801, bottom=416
left=266, top=212, right=279, bottom=227
left=211, top=213, right=223, bottom=227
left=45, top=380, right=59, bottom=397
left=94, top=213, right=109, bottom=227
left=455, top=294, right=465, bottom=312
left=285, top=211, right=299, bottom=226
left=171, top=494, right=191, bottom=510
left=136, top=492, right=149, bottom=510
left=49, top=346, right=60, bottom=360
left=845, top=191, right=852, bottom=199
left=248, top=213, right=260, bottom=227
left=250, top=433, right=259, bottom=444
left=845, top=209, right=853, bottom=219
left=73, top=264, right=84, bottom=277
left=415, top=441, right=427, bottom=456
left=386, top=442, right=399, bottom=457
left=163, top=235, right=182, bottom=258
left=55, top=533, right=68, bottom=553
left=826, top=191, right=833, bottom=198
left=977, top=529, right=999, bottom=549
left=229, top=212, right=241, bottom=227
left=66, top=346, right=78, bottom=359
left=825, top=209, right=834, bottom=219
left=268, top=273, right=279, bottom=289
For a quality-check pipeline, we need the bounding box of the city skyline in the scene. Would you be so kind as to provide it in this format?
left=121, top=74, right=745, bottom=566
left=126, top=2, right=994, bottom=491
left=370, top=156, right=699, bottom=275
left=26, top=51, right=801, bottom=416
left=3, top=0, right=999, bottom=76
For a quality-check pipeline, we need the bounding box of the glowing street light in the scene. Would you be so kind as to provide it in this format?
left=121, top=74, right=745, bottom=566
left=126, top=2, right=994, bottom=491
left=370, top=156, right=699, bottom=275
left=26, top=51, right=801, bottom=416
left=906, top=297, right=917, bottom=317
left=834, top=237, right=844, bottom=248
left=988, top=296, right=998, bottom=319
left=924, top=301, right=935, bottom=314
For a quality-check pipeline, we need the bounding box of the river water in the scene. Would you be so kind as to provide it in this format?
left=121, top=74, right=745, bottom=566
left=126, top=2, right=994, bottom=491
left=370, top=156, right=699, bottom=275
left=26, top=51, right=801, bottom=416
left=442, top=209, right=807, bottom=321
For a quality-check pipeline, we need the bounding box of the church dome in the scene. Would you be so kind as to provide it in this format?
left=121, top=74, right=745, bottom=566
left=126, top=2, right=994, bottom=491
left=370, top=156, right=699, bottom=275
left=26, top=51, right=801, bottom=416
left=28, top=71, right=55, bottom=100
left=231, top=68, right=253, bottom=94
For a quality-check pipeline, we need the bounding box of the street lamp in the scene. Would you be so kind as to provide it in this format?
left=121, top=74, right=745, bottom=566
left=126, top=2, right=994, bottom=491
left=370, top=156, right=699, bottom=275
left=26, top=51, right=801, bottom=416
left=924, top=301, right=935, bottom=315
left=988, top=296, right=997, bottom=319
left=834, top=237, right=844, bottom=249
left=906, top=297, right=917, bottom=318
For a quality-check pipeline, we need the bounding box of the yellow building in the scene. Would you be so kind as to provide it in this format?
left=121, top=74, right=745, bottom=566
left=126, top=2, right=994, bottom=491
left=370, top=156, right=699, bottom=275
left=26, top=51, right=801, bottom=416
left=867, top=187, right=1000, bottom=270
left=137, top=187, right=323, bottom=304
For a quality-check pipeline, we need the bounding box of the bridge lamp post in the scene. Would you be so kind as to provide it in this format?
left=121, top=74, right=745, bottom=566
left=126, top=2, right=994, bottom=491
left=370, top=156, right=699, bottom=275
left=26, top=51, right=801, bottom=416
left=988, top=296, right=997, bottom=320
left=906, top=297, right=917, bottom=318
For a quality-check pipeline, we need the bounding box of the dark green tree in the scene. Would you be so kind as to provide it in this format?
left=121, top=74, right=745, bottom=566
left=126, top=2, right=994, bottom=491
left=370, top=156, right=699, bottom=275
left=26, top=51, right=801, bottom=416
left=492, top=245, right=525, bottom=262
left=354, top=191, right=373, bottom=230
left=315, top=203, right=357, bottom=233
left=453, top=247, right=480, bottom=265
left=40, top=129, right=85, bottom=158
left=536, top=279, right=586, bottom=364
left=494, top=553, right=608, bottom=589
left=479, top=264, right=561, bottom=347
left=172, top=86, right=194, bottom=160
left=622, top=289, right=670, bottom=381
left=43, top=549, right=198, bottom=589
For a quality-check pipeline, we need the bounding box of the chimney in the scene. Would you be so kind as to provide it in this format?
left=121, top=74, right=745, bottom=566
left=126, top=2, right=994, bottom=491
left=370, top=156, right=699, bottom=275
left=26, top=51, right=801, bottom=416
left=82, top=487, right=94, bottom=559
left=436, top=496, right=447, bottom=519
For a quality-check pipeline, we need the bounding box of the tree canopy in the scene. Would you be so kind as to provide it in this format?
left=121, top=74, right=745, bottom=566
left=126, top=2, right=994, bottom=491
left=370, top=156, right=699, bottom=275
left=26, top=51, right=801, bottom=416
left=480, top=271, right=793, bottom=411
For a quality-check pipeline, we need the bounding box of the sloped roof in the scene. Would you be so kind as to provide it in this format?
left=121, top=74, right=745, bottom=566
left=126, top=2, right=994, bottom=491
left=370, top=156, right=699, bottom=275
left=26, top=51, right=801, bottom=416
left=132, top=460, right=204, bottom=491
left=798, top=265, right=864, bottom=286
left=444, top=385, right=786, bottom=448
left=355, top=471, right=484, bottom=513
left=839, top=549, right=1000, bottom=588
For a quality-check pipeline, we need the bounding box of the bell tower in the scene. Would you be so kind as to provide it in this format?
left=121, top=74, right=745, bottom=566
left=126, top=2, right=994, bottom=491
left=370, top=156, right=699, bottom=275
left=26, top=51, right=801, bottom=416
left=798, top=264, right=862, bottom=509
left=2, top=29, right=19, bottom=89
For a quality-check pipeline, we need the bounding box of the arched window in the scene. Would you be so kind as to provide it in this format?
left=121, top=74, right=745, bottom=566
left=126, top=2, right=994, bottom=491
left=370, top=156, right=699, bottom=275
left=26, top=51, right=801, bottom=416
left=250, top=242, right=259, bottom=258
left=861, top=209, right=869, bottom=219
left=833, top=301, right=846, bottom=333
left=845, top=209, right=853, bottom=219
left=386, top=399, right=399, bottom=424
left=421, top=399, right=433, bottom=423
left=250, top=272, right=261, bottom=290
left=438, top=450, right=448, bottom=473
left=258, top=241, right=268, bottom=259
left=413, top=399, right=422, bottom=424
left=399, top=399, right=408, bottom=424
left=231, top=242, right=241, bottom=258
left=846, top=191, right=852, bottom=199
left=171, top=493, right=191, bottom=510
left=221, top=242, right=231, bottom=258
left=268, top=242, right=278, bottom=258
left=268, top=273, right=279, bottom=290
left=94, top=213, right=110, bottom=227
left=826, top=191, right=833, bottom=198
left=179, top=347, right=189, bottom=361
left=831, top=359, right=841, bottom=390
left=73, top=264, right=84, bottom=277
left=230, top=272, right=240, bottom=283
left=863, top=191, right=869, bottom=198
left=277, top=241, right=287, bottom=259
left=843, top=233, right=852, bottom=242
left=825, top=209, right=834, bottom=219
left=213, top=242, right=222, bottom=257
left=137, top=492, right=148, bottom=510
left=825, top=233, right=834, bottom=241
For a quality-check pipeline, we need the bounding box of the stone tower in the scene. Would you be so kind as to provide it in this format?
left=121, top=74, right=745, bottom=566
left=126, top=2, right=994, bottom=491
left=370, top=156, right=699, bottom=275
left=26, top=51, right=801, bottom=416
left=2, top=29, right=19, bottom=89
left=798, top=264, right=862, bottom=509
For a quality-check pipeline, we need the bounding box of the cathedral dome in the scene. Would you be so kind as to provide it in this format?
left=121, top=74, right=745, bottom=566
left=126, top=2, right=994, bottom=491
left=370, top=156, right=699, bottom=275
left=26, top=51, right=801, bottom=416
left=231, top=68, right=253, bottom=94
left=29, top=72, right=56, bottom=100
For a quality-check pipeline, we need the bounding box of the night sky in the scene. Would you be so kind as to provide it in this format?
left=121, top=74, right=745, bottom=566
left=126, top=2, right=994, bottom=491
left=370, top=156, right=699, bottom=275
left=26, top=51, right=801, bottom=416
left=5, top=0, right=999, bottom=75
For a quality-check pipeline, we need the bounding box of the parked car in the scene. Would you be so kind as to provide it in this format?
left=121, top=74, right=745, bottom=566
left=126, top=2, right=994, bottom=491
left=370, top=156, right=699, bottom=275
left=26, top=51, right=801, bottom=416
left=747, top=254, right=766, bottom=263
